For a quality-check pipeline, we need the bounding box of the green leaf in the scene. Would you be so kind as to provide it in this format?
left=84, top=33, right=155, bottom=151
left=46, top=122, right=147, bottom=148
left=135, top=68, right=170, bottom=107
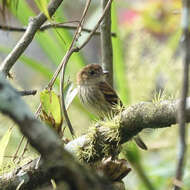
left=0, top=128, right=13, bottom=167
left=40, top=90, right=62, bottom=132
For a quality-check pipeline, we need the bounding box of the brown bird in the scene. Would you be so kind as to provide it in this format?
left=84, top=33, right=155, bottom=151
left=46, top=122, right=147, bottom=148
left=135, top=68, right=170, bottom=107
left=77, top=64, right=147, bottom=150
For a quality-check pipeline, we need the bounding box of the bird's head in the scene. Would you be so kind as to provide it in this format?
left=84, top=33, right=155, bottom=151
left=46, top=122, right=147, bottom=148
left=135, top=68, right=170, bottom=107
left=77, top=64, right=108, bottom=85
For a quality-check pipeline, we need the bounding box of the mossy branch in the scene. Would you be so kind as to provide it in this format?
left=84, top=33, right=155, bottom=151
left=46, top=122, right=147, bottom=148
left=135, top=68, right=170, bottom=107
left=66, top=99, right=189, bottom=162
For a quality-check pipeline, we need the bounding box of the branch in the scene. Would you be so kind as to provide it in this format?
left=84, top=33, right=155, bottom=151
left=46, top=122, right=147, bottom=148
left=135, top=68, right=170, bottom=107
left=65, top=99, right=190, bottom=162
left=60, top=0, right=92, bottom=136
left=0, top=0, right=64, bottom=76
left=100, top=0, right=113, bottom=86
left=0, top=76, right=63, bottom=160
left=60, top=49, right=76, bottom=136
left=18, top=89, right=37, bottom=96
left=76, top=0, right=113, bottom=51
left=174, top=0, right=190, bottom=189
left=0, top=23, right=117, bottom=37
left=0, top=75, right=115, bottom=190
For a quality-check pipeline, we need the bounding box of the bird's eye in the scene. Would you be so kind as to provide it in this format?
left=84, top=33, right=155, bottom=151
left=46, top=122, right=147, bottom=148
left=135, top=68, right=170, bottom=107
left=89, top=70, right=95, bottom=75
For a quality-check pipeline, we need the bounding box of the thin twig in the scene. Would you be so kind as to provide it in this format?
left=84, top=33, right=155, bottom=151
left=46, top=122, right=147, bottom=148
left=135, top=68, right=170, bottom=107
left=43, top=0, right=113, bottom=92
left=0, top=0, right=64, bottom=76
left=59, top=0, right=113, bottom=136
left=20, top=140, right=29, bottom=160
left=1, top=155, right=26, bottom=159
left=12, top=98, right=42, bottom=162
left=75, top=0, right=113, bottom=51
left=75, top=0, right=91, bottom=40
left=100, top=0, right=113, bottom=86
left=0, top=23, right=117, bottom=37
left=12, top=135, right=25, bottom=161
left=60, top=49, right=76, bottom=136
left=12, top=104, right=42, bottom=162
left=174, top=1, right=190, bottom=189
left=59, top=0, right=92, bottom=136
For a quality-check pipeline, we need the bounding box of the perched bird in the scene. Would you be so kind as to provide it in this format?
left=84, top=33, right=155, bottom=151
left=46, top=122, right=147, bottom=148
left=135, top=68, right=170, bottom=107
left=77, top=64, right=147, bottom=150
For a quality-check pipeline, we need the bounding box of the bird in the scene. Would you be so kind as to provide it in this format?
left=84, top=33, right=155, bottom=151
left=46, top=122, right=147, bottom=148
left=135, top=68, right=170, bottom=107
left=77, top=64, right=147, bottom=150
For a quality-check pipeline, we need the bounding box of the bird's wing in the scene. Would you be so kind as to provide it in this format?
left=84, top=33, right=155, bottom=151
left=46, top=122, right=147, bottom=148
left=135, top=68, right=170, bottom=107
left=99, top=81, right=122, bottom=106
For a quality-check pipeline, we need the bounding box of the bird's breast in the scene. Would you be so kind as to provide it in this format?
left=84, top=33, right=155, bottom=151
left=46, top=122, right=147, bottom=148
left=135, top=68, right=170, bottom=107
left=78, top=85, right=111, bottom=117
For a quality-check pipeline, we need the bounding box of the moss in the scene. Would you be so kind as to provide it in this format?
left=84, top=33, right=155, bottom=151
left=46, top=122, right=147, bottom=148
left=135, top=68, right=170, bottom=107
left=77, top=117, right=122, bottom=163
left=98, top=115, right=121, bottom=144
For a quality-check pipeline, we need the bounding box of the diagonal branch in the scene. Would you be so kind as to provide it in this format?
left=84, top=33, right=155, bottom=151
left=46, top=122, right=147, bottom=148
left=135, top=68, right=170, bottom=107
left=59, top=0, right=92, bottom=136
left=48, top=0, right=113, bottom=136
left=38, top=0, right=114, bottom=92
left=76, top=0, right=113, bottom=51
left=0, top=0, right=64, bottom=77
left=0, top=75, right=115, bottom=190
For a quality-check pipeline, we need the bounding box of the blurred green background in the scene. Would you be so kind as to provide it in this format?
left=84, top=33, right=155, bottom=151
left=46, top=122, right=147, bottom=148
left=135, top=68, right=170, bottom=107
left=0, top=0, right=190, bottom=189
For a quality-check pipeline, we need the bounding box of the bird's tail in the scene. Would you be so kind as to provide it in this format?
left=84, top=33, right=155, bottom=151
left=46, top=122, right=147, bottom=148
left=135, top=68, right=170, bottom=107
left=134, top=135, right=148, bottom=150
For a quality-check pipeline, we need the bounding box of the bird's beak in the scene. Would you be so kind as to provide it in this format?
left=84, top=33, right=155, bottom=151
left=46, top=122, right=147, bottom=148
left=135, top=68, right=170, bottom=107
left=103, top=70, right=109, bottom=76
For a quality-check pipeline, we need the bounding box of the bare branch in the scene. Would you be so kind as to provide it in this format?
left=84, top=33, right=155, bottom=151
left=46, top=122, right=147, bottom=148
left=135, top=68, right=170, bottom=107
left=42, top=0, right=113, bottom=136
left=60, top=49, right=76, bottom=136
left=0, top=23, right=117, bottom=37
left=18, top=89, right=37, bottom=96
left=0, top=0, right=64, bottom=76
left=174, top=1, right=190, bottom=189
left=76, top=0, right=113, bottom=51
left=59, top=0, right=92, bottom=136
left=12, top=135, right=25, bottom=161
left=100, top=0, right=113, bottom=86
left=43, top=0, right=113, bottom=91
